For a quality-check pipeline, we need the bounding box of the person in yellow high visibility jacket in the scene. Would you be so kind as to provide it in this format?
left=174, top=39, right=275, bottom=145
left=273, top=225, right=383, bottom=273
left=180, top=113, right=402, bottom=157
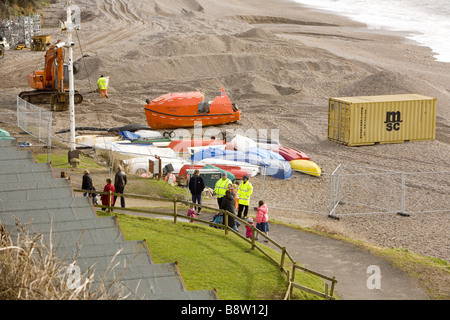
left=97, top=75, right=108, bottom=98
left=214, top=172, right=232, bottom=208
left=237, top=175, right=253, bottom=218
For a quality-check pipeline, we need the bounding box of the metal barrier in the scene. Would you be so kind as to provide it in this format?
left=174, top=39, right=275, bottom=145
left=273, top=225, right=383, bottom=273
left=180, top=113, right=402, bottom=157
left=328, top=164, right=450, bottom=218
left=16, top=96, right=52, bottom=163
left=251, top=163, right=449, bottom=219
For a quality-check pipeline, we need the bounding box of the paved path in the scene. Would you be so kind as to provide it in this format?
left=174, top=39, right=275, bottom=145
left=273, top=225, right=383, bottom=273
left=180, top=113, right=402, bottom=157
left=117, top=206, right=430, bottom=300
left=266, top=223, right=429, bottom=300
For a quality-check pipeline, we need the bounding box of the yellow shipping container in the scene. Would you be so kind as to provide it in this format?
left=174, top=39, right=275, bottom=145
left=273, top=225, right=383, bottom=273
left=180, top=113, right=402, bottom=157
left=328, top=94, right=436, bottom=146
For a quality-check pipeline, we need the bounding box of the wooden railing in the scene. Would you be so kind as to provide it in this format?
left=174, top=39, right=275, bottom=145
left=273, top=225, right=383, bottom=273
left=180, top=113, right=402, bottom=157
left=75, top=188, right=338, bottom=300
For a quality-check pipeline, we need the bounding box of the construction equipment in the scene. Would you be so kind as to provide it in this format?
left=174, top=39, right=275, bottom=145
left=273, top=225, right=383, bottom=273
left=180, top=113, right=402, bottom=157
left=14, top=43, right=28, bottom=50
left=31, top=34, right=51, bottom=51
left=19, top=40, right=83, bottom=111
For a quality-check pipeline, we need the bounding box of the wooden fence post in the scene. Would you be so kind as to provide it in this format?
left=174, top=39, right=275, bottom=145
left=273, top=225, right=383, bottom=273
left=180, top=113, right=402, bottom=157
left=330, top=277, right=336, bottom=297
left=224, top=211, right=228, bottom=235
left=290, top=264, right=296, bottom=298
left=280, top=247, right=286, bottom=271
left=251, top=227, right=255, bottom=250
left=173, top=199, right=178, bottom=224
left=107, top=190, right=112, bottom=213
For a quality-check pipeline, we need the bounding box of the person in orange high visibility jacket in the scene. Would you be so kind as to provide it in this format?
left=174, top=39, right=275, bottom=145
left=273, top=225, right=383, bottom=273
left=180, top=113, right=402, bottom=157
left=97, top=75, right=108, bottom=98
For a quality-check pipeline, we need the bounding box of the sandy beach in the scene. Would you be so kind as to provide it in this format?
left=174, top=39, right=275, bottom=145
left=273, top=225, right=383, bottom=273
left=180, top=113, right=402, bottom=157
left=0, top=0, right=449, bottom=264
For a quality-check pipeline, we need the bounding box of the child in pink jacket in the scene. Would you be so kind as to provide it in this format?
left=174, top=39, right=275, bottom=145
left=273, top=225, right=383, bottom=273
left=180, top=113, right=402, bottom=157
left=187, top=203, right=196, bottom=223
left=245, top=217, right=254, bottom=238
left=255, top=200, right=269, bottom=241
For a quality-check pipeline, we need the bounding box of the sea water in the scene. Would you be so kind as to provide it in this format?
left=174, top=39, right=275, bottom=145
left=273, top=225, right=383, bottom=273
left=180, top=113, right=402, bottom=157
left=294, top=0, right=450, bottom=63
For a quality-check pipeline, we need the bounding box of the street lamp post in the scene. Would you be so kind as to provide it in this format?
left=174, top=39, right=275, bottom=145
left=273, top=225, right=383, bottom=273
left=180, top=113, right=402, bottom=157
left=62, top=1, right=80, bottom=152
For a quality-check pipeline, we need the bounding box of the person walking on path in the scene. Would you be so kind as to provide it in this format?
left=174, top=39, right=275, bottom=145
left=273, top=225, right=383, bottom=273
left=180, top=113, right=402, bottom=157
left=101, top=178, right=115, bottom=211
left=230, top=183, right=239, bottom=209
left=229, top=183, right=240, bottom=227
left=81, top=169, right=94, bottom=199
left=188, top=169, right=205, bottom=215
left=237, top=175, right=253, bottom=219
left=245, top=217, right=254, bottom=239
left=187, top=203, right=196, bottom=223
left=97, top=75, right=108, bottom=98
left=214, top=172, right=232, bottom=208
left=113, top=165, right=127, bottom=208
left=255, top=200, right=269, bottom=241
left=220, top=189, right=238, bottom=232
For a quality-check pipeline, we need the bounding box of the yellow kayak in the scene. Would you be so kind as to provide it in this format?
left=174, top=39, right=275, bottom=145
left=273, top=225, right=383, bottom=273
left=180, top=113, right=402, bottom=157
left=289, top=159, right=321, bottom=177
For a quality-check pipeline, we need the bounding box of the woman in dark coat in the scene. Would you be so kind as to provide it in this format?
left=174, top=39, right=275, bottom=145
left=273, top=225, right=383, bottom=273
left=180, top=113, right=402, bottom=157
left=220, top=189, right=238, bottom=231
left=82, top=169, right=93, bottom=197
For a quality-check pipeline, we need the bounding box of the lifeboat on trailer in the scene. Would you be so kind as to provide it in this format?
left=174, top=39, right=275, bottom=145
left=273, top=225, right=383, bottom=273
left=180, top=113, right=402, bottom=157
left=144, top=88, right=241, bottom=129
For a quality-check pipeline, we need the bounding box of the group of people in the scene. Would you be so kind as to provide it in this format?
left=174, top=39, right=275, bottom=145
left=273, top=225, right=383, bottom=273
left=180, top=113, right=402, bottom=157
left=81, top=165, right=128, bottom=210
left=187, top=169, right=269, bottom=240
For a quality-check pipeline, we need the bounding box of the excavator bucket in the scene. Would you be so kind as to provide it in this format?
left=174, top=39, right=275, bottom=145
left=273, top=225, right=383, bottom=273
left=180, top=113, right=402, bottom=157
left=51, top=92, right=69, bottom=111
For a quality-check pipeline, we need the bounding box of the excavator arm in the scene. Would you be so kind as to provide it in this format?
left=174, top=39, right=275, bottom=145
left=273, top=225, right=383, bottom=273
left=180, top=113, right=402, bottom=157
left=19, top=40, right=83, bottom=111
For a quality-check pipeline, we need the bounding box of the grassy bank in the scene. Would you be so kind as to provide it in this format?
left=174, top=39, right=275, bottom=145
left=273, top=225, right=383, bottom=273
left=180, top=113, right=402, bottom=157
left=97, top=211, right=325, bottom=300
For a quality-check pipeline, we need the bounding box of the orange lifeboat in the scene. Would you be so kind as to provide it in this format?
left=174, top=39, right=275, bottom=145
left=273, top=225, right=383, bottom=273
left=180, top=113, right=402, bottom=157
left=144, top=88, right=241, bottom=129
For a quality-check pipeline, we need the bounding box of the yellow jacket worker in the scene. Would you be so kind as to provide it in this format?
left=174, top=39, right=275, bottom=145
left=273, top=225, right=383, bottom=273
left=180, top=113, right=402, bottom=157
left=97, top=75, right=108, bottom=98
left=237, top=175, right=253, bottom=218
left=214, top=172, right=232, bottom=208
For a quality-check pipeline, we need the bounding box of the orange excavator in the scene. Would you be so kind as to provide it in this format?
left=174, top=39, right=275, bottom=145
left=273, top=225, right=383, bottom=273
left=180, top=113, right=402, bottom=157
left=19, top=40, right=83, bottom=111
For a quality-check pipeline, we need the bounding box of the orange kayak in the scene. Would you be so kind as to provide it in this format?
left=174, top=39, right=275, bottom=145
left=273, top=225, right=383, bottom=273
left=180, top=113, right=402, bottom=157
left=144, top=88, right=241, bottom=129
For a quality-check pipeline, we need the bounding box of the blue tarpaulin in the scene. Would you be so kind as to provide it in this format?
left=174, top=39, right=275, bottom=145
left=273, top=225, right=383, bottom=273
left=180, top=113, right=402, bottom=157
left=190, top=146, right=292, bottom=179
left=191, top=148, right=247, bottom=162
left=119, top=130, right=141, bottom=141
left=260, top=159, right=292, bottom=180
left=245, top=147, right=285, bottom=161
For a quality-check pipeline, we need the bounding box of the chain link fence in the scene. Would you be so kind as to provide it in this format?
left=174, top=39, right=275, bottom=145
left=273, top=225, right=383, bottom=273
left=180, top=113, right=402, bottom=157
left=250, top=163, right=449, bottom=220
left=1, top=94, right=52, bottom=163
left=327, top=164, right=449, bottom=217
left=16, top=96, right=52, bottom=146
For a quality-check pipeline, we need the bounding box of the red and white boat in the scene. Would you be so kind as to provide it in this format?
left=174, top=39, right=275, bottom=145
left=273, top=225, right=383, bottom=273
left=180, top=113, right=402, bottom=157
left=270, top=145, right=310, bottom=161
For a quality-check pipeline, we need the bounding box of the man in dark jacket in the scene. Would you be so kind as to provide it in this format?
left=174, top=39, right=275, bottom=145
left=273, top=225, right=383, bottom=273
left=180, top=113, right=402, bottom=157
left=188, top=169, right=205, bottom=214
left=114, top=165, right=127, bottom=208
left=220, top=190, right=238, bottom=231
left=81, top=169, right=93, bottom=199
